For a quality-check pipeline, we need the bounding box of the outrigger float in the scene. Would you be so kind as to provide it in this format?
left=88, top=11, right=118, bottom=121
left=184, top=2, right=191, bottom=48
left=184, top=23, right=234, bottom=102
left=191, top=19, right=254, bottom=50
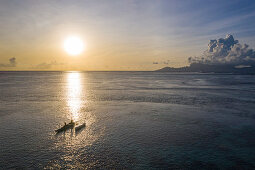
left=75, top=123, right=86, bottom=131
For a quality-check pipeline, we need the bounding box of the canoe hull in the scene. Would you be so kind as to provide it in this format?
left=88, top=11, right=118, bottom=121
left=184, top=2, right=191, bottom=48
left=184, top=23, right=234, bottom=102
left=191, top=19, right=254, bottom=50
left=55, top=123, right=75, bottom=133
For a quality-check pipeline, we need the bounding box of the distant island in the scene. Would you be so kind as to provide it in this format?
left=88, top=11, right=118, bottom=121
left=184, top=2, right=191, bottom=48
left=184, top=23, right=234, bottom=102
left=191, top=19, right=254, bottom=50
left=155, top=63, right=255, bottom=74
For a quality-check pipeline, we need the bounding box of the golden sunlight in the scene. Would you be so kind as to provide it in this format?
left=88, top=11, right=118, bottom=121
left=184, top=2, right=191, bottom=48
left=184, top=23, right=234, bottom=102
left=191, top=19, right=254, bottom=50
left=67, top=72, right=82, bottom=121
left=63, top=36, right=85, bottom=56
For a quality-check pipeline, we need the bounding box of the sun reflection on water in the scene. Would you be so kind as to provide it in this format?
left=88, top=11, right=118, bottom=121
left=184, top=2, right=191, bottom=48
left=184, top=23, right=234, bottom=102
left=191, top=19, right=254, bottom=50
left=48, top=72, right=105, bottom=168
left=48, top=72, right=104, bottom=169
left=67, top=72, right=83, bottom=122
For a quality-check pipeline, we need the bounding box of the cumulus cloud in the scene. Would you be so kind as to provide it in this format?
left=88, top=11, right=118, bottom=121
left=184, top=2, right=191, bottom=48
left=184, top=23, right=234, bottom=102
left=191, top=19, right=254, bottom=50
left=188, top=34, right=255, bottom=66
left=0, top=57, right=17, bottom=67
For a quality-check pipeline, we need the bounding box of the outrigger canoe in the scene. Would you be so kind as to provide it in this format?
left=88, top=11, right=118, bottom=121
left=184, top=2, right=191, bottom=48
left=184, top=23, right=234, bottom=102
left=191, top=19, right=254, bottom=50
left=55, top=121, right=75, bottom=133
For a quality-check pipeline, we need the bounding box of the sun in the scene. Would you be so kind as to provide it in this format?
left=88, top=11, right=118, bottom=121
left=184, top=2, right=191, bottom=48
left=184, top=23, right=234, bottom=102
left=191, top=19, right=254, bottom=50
left=63, top=36, right=85, bottom=55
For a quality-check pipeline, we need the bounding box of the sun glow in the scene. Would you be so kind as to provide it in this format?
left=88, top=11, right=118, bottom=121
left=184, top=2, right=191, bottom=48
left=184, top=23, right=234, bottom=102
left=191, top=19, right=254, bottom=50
left=64, top=36, right=85, bottom=55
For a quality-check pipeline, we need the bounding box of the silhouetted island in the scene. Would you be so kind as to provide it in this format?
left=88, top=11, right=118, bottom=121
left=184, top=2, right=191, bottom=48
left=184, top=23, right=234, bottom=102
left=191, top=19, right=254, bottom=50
left=156, top=63, right=255, bottom=74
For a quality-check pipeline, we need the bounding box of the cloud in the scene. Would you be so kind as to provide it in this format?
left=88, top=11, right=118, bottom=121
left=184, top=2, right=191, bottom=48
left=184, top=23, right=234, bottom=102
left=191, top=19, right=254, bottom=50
left=163, top=60, right=170, bottom=65
left=153, top=60, right=177, bottom=65
left=0, top=57, right=17, bottom=67
left=188, top=34, right=255, bottom=66
left=35, top=61, right=64, bottom=69
left=36, top=62, right=52, bottom=69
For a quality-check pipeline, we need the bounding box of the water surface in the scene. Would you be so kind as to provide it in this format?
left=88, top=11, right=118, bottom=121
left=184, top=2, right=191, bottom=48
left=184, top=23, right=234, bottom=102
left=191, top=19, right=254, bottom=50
left=0, top=71, right=255, bottom=169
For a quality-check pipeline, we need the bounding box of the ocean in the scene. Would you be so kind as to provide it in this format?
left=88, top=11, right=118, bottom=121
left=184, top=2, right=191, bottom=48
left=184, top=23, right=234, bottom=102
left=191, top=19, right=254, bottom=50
left=0, top=71, right=255, bottom=169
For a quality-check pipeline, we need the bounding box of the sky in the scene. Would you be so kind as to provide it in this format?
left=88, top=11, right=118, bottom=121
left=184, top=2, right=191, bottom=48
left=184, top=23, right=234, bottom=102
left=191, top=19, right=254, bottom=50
left=0, top=0, right=255, bottom=71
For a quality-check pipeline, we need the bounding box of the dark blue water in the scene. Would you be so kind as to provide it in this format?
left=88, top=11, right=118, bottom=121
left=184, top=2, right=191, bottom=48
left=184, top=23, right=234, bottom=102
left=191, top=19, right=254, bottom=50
left=0, top=71, right=255, bottom=169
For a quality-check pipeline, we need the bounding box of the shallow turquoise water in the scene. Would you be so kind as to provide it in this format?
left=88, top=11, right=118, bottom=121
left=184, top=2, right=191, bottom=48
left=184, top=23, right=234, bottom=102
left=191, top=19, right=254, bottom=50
left=0, top=72, right=255, bottom=169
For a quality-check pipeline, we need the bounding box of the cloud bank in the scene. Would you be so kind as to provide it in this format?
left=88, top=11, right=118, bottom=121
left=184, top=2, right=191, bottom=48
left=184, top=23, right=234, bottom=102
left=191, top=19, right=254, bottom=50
left=188, top=34, right=255, bottom=66
left=153, top=60, right=171, bottom=65
left=35, top=61, right=64, bottom=69
left=0, top=57, right=17, bottom=67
